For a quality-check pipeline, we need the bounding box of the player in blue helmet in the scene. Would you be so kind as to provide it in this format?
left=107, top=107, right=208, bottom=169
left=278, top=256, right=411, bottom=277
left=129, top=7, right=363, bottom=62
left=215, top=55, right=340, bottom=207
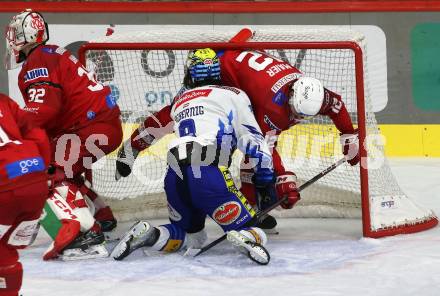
left=183, top=48, right=221, bottom=88
left=112, top=48, right=274, bottom=265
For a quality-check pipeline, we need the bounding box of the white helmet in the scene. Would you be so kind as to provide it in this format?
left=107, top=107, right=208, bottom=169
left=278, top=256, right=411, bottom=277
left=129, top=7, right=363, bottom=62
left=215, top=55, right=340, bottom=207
left=289, top=76, right=324, bottom=119
left=4, top=9, right=48, bottom=69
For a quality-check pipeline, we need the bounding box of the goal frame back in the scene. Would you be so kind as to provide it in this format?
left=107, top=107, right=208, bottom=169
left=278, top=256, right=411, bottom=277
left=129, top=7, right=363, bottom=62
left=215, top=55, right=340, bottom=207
left=79, top=40, right=437, bottom=238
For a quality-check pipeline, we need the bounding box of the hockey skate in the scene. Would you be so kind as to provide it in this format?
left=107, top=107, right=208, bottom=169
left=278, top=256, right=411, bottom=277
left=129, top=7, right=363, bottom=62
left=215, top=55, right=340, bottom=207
left=226, top=230, right=270, bottom=265
left=111, top=221, right=159, bottom=261
left=60, top=228, right=108, bottom=261
left=255, top=214, right=278, bottom=234
left=256, top=191, right=279, bottom=234
left=94, top=206, right=118, bottom=232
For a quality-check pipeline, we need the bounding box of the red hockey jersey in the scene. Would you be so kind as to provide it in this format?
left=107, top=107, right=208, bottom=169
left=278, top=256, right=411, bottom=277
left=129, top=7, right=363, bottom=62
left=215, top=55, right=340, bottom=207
left=220, top=50, right=302, bottom=135
left=219, top=50, right=355, bottom=174
left=130, top=50, right=356, bottom=175
left=18, top=44, right=120, bottom=138
left=0, top=94, right=50, bottom=192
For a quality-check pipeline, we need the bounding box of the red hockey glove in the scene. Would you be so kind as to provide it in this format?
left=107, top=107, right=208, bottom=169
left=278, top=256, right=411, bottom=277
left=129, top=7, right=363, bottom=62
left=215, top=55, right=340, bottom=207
left=275, top=172, right=300, bottom=209
left=340, top=129, right=360, bottom=166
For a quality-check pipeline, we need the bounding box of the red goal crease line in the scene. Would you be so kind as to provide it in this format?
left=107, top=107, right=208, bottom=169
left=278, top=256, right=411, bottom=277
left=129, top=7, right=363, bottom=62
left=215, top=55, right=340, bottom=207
left=1, top=1, right=440, bottom=13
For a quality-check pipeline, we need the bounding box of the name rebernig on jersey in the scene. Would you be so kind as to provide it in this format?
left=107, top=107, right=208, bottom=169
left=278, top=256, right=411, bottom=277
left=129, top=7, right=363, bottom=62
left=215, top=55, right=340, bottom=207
left=174, top=106, right=204, bottom=123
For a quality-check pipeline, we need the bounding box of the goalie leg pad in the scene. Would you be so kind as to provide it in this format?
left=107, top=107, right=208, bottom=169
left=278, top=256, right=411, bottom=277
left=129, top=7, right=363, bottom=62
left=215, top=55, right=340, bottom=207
left=76, top=173, right=110, bottom=214
left=74, top=173, right=117, bottom=232
left=43, top=219, right=81, bottom=261
left=46, top=182, right=96, bottom=232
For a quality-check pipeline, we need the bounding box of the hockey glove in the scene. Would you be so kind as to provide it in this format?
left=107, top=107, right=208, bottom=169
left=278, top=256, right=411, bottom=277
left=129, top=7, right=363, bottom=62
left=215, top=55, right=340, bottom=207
left=115, top=140, right=140, bottom=180
left=275, top=172, right=300, bottom=209
left=253, top=168, right=276, bottom=212
left=340, top=129, right=360, bottom=166
left=253, top=168, right=275, bottom=189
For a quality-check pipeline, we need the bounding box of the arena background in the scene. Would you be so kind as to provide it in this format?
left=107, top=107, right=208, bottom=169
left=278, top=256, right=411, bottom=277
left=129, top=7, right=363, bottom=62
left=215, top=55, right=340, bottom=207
left=0, top=0, right=439, bottom=156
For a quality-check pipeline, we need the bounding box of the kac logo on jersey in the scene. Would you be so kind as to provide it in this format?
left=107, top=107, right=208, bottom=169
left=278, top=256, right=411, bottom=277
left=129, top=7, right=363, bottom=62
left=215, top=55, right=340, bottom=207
left=5, top=157, right=45, bottom=179
left=24, top=68, right=49, bottom=82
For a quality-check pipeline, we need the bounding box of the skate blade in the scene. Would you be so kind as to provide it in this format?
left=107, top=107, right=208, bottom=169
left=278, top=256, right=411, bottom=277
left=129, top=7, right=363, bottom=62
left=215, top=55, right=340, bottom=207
left=262, top=228, right=279, bottom=235
left=227, top=231, right=270, bottom=265
left=183, top=247, right=202, bottom=257
left=61, top=244, right=109, bottom=261
left=245, top=242, right=270, bottom=265
left=111, top=237, right=132, bottom=260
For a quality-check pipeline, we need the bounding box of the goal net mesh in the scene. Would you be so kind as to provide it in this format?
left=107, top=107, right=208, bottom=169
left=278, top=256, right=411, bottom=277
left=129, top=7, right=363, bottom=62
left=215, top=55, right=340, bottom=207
left=82, top=27, right=437, bottom=236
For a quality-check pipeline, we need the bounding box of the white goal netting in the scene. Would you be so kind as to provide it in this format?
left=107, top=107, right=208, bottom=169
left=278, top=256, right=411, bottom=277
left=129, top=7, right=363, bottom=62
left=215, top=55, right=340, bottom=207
left=82, top=27, right=437, bottom=237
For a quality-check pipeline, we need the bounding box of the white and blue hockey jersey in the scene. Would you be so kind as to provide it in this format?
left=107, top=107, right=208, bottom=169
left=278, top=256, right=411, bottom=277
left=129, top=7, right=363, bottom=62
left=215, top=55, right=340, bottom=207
left=169, top=85, right=273, bottom=171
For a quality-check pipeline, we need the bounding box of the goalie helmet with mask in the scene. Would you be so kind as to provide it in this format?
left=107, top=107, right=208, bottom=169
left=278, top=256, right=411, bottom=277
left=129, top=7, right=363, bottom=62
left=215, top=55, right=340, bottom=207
left=4, top=9, right=49, bottom=70
left=289, top=76, right=325, bottom=120
left=183, top=48, right=221, bottom=89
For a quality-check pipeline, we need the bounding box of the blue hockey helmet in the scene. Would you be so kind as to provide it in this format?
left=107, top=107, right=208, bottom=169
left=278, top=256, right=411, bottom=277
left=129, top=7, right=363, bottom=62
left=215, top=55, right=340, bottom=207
left=185, top=48, right=221, bottom=88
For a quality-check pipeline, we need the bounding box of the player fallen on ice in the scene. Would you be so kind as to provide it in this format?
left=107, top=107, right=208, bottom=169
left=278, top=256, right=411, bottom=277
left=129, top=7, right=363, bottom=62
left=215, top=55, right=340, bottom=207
left=114, top=37, right=360, bottom=234
left=112, top=48, right=274, bottom=264
left=5, top=9, right=123, bottom=260
left=0, top=93, right=51, bottom=296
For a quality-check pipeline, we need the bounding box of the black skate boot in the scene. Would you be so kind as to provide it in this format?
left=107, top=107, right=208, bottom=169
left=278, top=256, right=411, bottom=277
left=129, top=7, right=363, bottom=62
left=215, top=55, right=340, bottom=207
left=60, top=227, right=108, bottom=261
left=256, top=214, right=278, bottom=233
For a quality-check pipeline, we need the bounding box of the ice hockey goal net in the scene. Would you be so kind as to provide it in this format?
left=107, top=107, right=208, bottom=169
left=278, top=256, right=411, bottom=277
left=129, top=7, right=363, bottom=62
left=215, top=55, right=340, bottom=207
left=79, top=27, right=437, bottom=238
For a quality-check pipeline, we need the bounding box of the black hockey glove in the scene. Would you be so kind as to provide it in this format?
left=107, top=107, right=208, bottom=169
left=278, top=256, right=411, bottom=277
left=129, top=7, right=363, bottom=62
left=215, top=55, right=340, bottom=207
left=115, top=141, right=139, bottom=180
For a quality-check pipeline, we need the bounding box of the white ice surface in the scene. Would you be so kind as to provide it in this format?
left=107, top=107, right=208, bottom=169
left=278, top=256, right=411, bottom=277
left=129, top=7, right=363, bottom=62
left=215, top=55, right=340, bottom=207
left=20, top=158, right=440, bottom=296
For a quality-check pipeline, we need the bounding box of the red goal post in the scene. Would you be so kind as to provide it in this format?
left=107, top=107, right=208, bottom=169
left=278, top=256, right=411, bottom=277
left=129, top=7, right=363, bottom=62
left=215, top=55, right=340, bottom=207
left=78, top=28, right=437, bottom=238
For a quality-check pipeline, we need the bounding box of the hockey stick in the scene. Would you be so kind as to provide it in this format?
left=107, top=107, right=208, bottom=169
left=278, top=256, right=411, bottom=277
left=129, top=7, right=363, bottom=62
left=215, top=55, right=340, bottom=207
left=184, top=157, right=347, bottom=257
